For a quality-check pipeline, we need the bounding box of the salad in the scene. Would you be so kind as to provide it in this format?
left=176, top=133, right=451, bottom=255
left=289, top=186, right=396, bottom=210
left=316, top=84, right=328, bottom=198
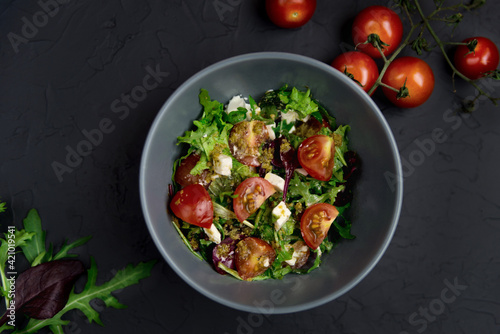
left=168, top=85, right=360, bottom=281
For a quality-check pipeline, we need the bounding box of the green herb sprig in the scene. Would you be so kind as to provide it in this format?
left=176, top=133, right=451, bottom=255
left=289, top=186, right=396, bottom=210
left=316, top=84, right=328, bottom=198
left=0, top=204, right=155, bottom=334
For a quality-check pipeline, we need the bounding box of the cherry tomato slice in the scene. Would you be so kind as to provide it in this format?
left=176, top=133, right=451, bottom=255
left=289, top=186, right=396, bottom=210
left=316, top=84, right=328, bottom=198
left=331, top=51, right=379, bottom=95
left=233, top=177, right=276, bottom=222
left=235, top=237, right=276, bottom=280
left=229, top=120, right=270, bottom=167
left=381, top=56, right=435, bottom=108
left=453, top=36, right=500, bottom=80
left=297, top=135, right=335, bottom=181
left=352, top=5, right=403, bottom=59
left=170, top=184, right=213, bottom=228
left=265, top=0, right=317, bottom=29
left=173, top=153, right=210, bottom=188
left=300, top=203, right=339, bottom=249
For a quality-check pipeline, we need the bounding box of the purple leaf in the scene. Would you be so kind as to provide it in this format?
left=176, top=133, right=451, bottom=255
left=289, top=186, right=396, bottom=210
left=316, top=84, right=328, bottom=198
left=0, top=260, right=85, bottom=326
left=271, top=137, right=300, bottom=201
left=212, top=237, right=236, bottom=275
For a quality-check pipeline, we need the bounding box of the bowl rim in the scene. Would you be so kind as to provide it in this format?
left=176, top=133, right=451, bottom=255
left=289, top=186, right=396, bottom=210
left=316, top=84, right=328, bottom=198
left=139, top=51, right=403, bottom=313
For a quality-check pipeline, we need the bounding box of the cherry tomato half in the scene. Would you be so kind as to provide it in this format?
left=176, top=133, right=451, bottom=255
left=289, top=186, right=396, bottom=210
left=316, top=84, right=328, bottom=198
left=229, top=120, right=270, bottom=167
left=173, top=153, right=210, bottom=188
left=266, top=0, right=317, bottom=29
left=331, top=51, right=380, bottom=95
left=297, top=135, right=335, bottom=181
left=381, top=56, right=435, bottom=108
left=453, top=36, right=500, bottom=80
left=170, top=184, right=213, bottom=228
left=235, top=237, right=276, bottom=281
left=352, top=5, right=403, bottom=59
left=300, top=203, right=339, bottom=249
left=233, top=177, right=276, bottom=222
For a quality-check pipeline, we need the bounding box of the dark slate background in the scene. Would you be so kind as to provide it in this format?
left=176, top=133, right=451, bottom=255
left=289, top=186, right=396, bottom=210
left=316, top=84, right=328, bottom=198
left=1, top=0, right=499, bottom=333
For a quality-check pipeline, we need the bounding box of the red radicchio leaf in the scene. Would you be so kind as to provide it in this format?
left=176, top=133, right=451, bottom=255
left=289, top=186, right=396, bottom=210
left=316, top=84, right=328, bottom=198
left=0, top=259, right=85, bottom=326
left=271, top=137, right=300, bottom=201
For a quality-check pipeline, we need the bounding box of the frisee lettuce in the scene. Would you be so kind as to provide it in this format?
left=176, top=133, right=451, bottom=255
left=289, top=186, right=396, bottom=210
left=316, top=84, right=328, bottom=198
left=279, top=87, right=318, bottom=119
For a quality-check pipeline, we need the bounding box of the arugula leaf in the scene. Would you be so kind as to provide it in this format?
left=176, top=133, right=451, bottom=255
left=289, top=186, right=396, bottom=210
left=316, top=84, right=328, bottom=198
left=199, top=89, right=225, bottom=126
left=306, top=249, right=322, bottom=273
left=14, top=258, right=156, bottom=334
left=0, top=208, right=156, bottom=334
left=52, top=236, right=93, bottom=261
left=20, top=209, right=46, bottom=265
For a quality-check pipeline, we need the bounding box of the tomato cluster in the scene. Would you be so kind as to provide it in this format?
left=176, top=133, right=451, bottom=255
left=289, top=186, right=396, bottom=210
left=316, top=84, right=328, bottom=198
left=332, top=6, right=435, bottom=108
left=264, top=4, right=499, bottom=109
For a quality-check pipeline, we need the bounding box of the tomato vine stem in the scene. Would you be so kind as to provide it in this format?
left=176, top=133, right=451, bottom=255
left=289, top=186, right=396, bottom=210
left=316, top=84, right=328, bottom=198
left=413, top=0, right=498, bottom=107
left=367, top=22, right=420, bottom=96
left=365, top=0, right=498, bottom=109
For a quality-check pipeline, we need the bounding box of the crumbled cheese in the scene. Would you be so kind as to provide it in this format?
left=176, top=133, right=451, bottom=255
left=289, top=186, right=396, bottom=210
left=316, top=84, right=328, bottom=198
left=225, top=95, right=258, bottom=121
left=281, top=110, right=299, bottom=124
left=289, top=125, right=296, bottom=134
left=265, top=172, right=285, bottom=192
left=226, top=95, right=250, bottom=113
left=266, top=124, right=276, bottom=140
left=296, top=168, right=308, bottom=176
left=204, top=224, right=221, bottom=244
left=213, top=154, right=232, bottom=176
left=272, top=201, right=291, bottom=231
left=285, top=243, right=309, bottom=267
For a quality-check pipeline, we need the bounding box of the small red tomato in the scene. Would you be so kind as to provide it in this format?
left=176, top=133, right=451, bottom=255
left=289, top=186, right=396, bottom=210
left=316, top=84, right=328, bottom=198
left=352, top=5, right=403, bottom=58
left=382, top=56, right=435, bottom=108
left=331, top=51, right=380, bottom=95
left=300, top=203, right=339, bottom=249
left=453, top=37, right=499, bottom=80
left=297, top=135, right=335, bottom=181
left=235, top=237, right=276, bottom=280
left=170, top=184, right=213, bottom=228
left=233, top=177, right=276, bottom=222
left=173, top=153, right=210, bottom=188
left=266, top=0, right=317, bottom=29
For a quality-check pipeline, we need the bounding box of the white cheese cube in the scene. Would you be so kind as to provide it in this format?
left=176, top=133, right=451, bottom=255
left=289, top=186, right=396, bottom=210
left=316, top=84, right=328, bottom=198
left=204, top=224, right=221, bottom=244
left=213, top=154, right=232, bottom=176
left=272, top=201, right=291, bottom=231
left=281, top=110, right=299, bottom=124
left=265, top=172, right=285, bottom=192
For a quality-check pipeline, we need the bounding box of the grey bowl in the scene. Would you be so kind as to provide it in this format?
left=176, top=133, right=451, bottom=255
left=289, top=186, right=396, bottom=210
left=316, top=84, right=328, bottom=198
left=140, top=52, right=403, bottom=314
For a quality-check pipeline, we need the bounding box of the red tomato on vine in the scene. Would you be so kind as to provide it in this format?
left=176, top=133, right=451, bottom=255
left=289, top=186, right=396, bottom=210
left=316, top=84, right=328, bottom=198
left=453, top=36, right=499, bottom=80
left=381, top=56, right=435, bottom=108
left=352, top=5, right=403, bottom=58
left=331, top=51, right=380, bottom=95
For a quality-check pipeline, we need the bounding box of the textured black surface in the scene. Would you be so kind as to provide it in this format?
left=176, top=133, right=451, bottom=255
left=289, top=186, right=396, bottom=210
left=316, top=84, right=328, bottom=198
left=1, top=1, right=500, bottom=333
